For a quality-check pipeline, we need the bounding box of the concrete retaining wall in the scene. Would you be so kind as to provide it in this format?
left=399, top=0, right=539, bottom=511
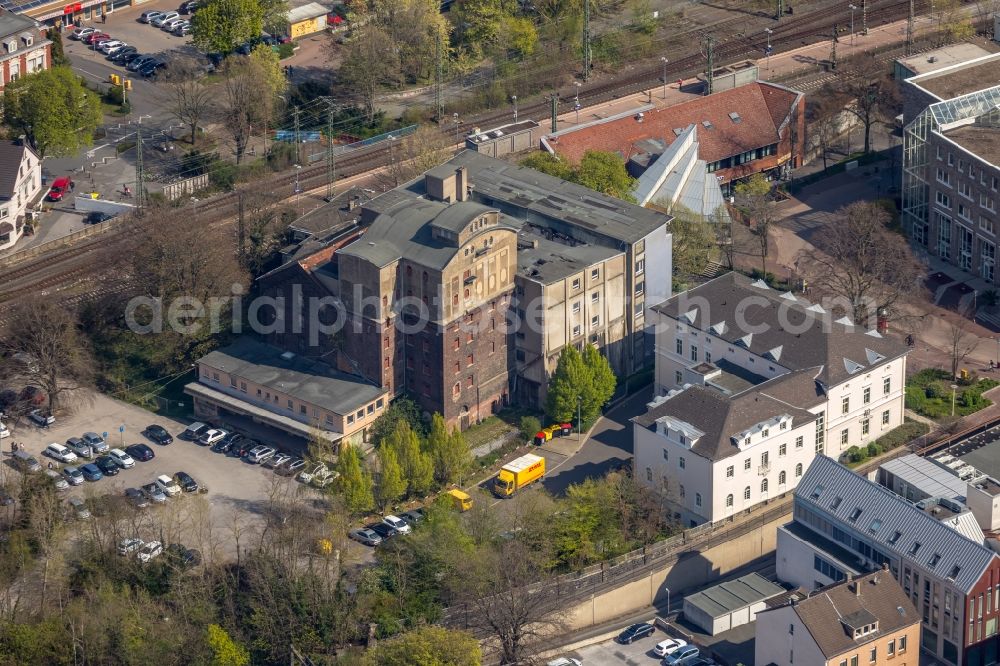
left=73, top=196, right=136, bottom=216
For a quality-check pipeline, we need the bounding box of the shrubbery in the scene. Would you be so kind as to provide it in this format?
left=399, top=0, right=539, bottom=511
left=844, top=420, right=930, bottom=465
left=905, top=368, right=999, bottom=420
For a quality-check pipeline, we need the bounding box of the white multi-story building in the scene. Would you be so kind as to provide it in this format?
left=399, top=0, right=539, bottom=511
left=0, top=139, right=42, bottom=251
left=634, top=272, right=910, bottom=525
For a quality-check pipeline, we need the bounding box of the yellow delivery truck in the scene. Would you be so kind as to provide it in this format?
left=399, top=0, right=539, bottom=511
left=492, top=453, right=545, bottom=498
left=447, top=488, right=473, bottom=511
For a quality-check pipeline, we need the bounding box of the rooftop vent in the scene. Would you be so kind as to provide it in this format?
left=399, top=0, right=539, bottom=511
left=673, top=128, right=684, bottom=136
left=729, top=112, right=742, bottom=123
left=702, top=120, right=714, bottom=129
left=635, top=112, right=645, bottom=122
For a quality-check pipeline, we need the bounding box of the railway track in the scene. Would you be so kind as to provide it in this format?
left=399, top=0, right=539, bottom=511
left=0, top=0, right=926, bottom=311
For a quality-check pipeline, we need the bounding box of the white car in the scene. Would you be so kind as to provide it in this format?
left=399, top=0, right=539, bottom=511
left=30, top=409, right=55, bottom=427
left=382, top=515, right=411, bottom=535
left=70, top=26, right=97, bottom=40
left=117, top=537, right=144, bottom=555
left=99, top=40, right=126, bottom=54
left=137, top=540, right=163, bottom=562
left=109, top=448, right=135, bottom=469
left=44, top=442, right=78, bottom=464
left=139, top=10, right=162, bottom=23
left=298, top=463, right=326, bottom=484
left=151, top=11, right=179, bottom=26
left=161, top=16, right=186, bottom=30
left=198, top=429, right=226, bottom=446
left=0, top=422, right=9, bottom=439
left=155, top=474, right=181, bottom=497
left=244, top=445, right=275, bottom=464
left=654, top=638, right=688, bottom=657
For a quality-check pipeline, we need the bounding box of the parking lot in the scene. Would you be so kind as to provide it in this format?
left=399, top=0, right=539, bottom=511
left=0, top=389, right=362, bottom=563
left=572, top=623, right=669, bottom=665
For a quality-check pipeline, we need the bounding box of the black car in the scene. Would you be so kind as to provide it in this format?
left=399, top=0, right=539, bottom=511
left=107, top=45, right=136, bottom=61
left=143, top=424, right=173, bottom=445
left=140, top=60, right=166, bottom=77
left=85, top=211, right=113, bottom=224
left=127, top=55, right=156, bottom=72
left=368, top=522, right=395, bottom=540
left=210, top=438, right=235, bottom=454
left=179, top=0, right=200, bottom=13
left=400, top=508, right=425, bottom=527
left=125, top=487, right=149, bottom=508
left=125, top=443, right=154, bottom=462
left=175, top=471, right=198, bottom=492
left=226, top=436, right=255, bottom=458
left=165, top=543, right=201, bottom=567
left=94, top=455, right=121, bottom=476
left=118, top=50, right=144, bottom=65
left=617, top=623, right=655, bottom=644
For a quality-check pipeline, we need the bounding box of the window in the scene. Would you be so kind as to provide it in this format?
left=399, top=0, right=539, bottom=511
left=937, top=191, right=952, bottom=208
left=726, top=494, right=733, bottom=507
left=887, top=640, right=895, bottom=657
left=842, top=396, right=850, bottom=414
left=795, top=463, right=803, bottom=477
left=240, top=382, right=246, bottom=392
left=591, top=291, right=600, bottom=303
left=850, top=656, right=858, bottom=666
left=726, top=465, right=734, bottom=477
left=779, top=470, right=786, bottom=485
left=376, top=398, right=384, bottom=409
left=695, top=492, right=702, bottom=507
left=367, top=404, right=374, bottom=415
left=863, top=386, right=871, bottom=404
left=679, top=484, right=685, bottom=498
left=453, top=382, right=460, bottom=397
left=573, top=325, right=582, bottom=337
left=848, top=507, right=863, bottom=522
left=591, top=315, right=600, bottom=329
left=635, top=281, right=644, bottom=295
left=744, top=486, right=751, bottom=500
left=909, top=541, right=921, bottom=556
left=888, top=530, right=902, bottom=545
left=899, top=635, right=907, bottom=652
left=862, top=418, right=870, bottom=436
left=779, top=443, right=787, bottom=456
left=572, top=278, right=581, bottom=290
left=675, top=370, right=683, bottom=385
left=883, top=377, right=891, bottom=394
left=679, top=456, right=686, bottom=469
left=959, top=180, right=972, bottom=198
left=663, top=449, right=669, bottom=461
left=937, top=168, right=951, bottom=186
left=676, top=339, right=683, bottom=354
left=744, top=458, right=751, bottom=470
left=959, top=203, right=972, bottom=221
left=572, top=301, right=581, bottom=314
left=841, top=429, right=849, bottom=446
left=635, top=258, right=645, bottom=275
left=466, top=375, right=473, bottom=388
left=705, top=350, right=712, bottom=363
left=690, top=345, right=698, bottom=362
left=795, top=436, right=803, bottom=449
left=762, top=429, right=769, bottom=438
left=646, top=467, right=652, bottom=481
left=287, top=399, right=294, bottom=408
left=816, top=412, right=825, bottom=453
left=982, top=194, right=996, bottom=212
left=590, top=268, right=599, bottom=280
left=761, top=478, right=768, bottom=493
left=882, top=409, right=890, bottom=425
left=869, top=647, right=877, bottom=663
left=780, top=421, right=787, bottom=431
left=929, top=553, right=941, bottom=568
left=347, top=414, right=354, bottom=425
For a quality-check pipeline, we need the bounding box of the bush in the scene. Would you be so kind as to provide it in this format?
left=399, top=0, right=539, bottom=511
left=180, top=150, right=214, bottom=177
left=277, top=42, right=294, bottom=59
left=519, top=416, right=541, bottom=440
left=924, top=380, right=950, bottom=399
left=209, top=162, right=238, bottom=191
left=867, top=442, right=880, bottom=458
left=844, top=420, right=930, bottom=467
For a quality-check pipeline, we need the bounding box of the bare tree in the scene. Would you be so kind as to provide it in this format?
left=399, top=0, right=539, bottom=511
left=379, top=125, right=454, bottom=189
left=219, top=57, right=263, bottom=164
left=798, top=202, right=924, bottom=326
left=809, top=93, right=846, bottom=171
left=831, top=55, right=895, bottom=154
left=734, top=173, right=774, bottom=278
left=338, top=25, right=396, bottom=123
left=161, top=57, right=215, bottom=145
left=971, top=0, right=1000, bottom=36
left=947, top=320, right=980, bottom=379
left=0, top=300, right=93, bottom=413
left=235, top=186, right=292, bottom=277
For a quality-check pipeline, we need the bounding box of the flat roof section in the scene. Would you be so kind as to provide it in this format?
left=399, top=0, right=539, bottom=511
left=684, top=573, right=784, bottom=618
left=896, top=43, right=994, bottom=77
left=959, top=438, right=1000, bottom=481
left=943, top=124, right=1000, bottom=168
left=880, top=454, right=968, bottom=502
left=516, top=227, right=621, bottom=285
left=915, top=54, right=1000, bottom=101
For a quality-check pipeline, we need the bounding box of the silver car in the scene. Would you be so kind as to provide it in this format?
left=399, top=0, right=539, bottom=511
left=45, top=469, right=69, bottom=491
left=62, top=466, right=84, bottom=486
left=82, top=432, right=109, bottom=454
left=64, top=437, right=92, bottom=459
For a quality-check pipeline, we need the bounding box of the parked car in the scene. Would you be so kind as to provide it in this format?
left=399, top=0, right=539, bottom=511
left=155, top=474, right=181, bottom=497
left=92, top=37, right=114, bottom=50
left=161, top=16, right=186, bottom=30
left=143, top=424, right=173, bottom=445
left=244, top=445, right=275, bottom=464
left=125, top=487, right=149, bottom=508
left=94, top=455, right=121, bottom=476
left=655, top=638, right=689, bottom=657
left=80, top=463, right=104, bottom=482
left=172, top=21, right=191, bottom=35
left=139, top=10, right=163, bottom=22
left=142, top=483, right=167, bottom=503
left=0, top=422, right=8, bottom=439
left=44, top=443, right=78, bottom=464
left=71, top=26, right=97, bottom=40
left=616, top=623, right=655, bottom=644
left=127, top=55, right=156, bottom=72
left=152, top=11, right=179, bottom=26
left=400, top=508, right=426, bottom=527
left=12, top=450, right=41, bottom=473
left=348, top=528, right=382, bottom=547
left=85, top=211, right=114, bottom=224
left=197, top=428, right=226, bottom=446
left=107, top=44, right=136, bottom=59
left=46, top=469, right=69, bottom=491
left=165, top=543, right=201, bottom=567
left=228, top=437, right=257, bottom=459
left=663, top=645, right=700, bottom=665
left=137, top=541, right=163, bottom=562
left=546, top=659, right=582, bottom=666
left=82, top=432, right=109, bottom=454
left=118, top=537, right=144, bottom=555
left=114, top=49, right=143, bottom=65
left=68, top=497, right=91, bottom=520
left=125, top=443, right=154, bottom=462
left=99, top=40, right=127, bottom=54
left=29, top=409, right=55, bottom=427
left=299, top=463, right=335, bottom=487
left=64, top=437, right=92, bottom=459
left=368, top=522, right=395, bottom=541
left=109, top=448, right=135, bottom=469
left=179, top=0, right=200, bottom=13
left=280, top=458, right=305, bottom=477
left=174, top=471, right=198, bottom=492
left=82, top=32, right=110, bottom=45
left=382, top=515, right=411, bottom=535
left=263, top=452, right=292, bottom=470
left=62, top=466, right=84, bottom=486
left=210, top=437, right=236, bottom=454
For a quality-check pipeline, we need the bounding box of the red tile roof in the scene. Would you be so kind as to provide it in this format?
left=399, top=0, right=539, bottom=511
left=549, top=82, right=800, bottom=165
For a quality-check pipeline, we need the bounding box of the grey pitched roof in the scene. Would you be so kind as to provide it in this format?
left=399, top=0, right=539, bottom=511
left=632, top=368, right=821, bottom=462
left=652, top=272, right=909, bottom=386
left=0, top=12, right=42, bottom=40
left=796, top=456, right=997, bottom=592
left=197, top=337, right=386, bottom=415
left=0, top=141, right=29, bottom=199
left=763, top=570, right=919, bottom=660
left=339, top=197, right=519, bottom=270
left=685, top=573, right=784, bottom=617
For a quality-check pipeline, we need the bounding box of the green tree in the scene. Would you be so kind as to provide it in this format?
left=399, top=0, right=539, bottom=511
left=669, top=206, right=715, bottom=277
left=425, top=413, right=471, bottom=486
left=519, top=151, right=574, bottom=180
left=376, top=444, right=406, bottom=511
left=387, top=421, right=434, bottom=495
left=365, top=625, right=482, bottom=666
left=191, top=0, right=264, bottom=54
left=336, top=444, right=375, bottom=514
left=520, top=415, right=542, bottom=440
left=545, top=345, right=590, bottom=424
left=501, top=15, right=538, bottom=57
left=582, top=343, right=616, bottom=419
left=47, top=28, right=69, bottom=67
left=370, top=396, right=426, bottom=443
left=3, top=67, right=101, bottom=157
left=248, top=43, right=286, bottom=98
left=453, top=0, right=505, bottom=56
left=206, top=624, right=250, bottom=666
left=575, top=150, right=637, bottom=201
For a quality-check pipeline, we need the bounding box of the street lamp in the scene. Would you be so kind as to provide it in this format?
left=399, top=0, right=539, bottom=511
left=661, top=57, right=669, bottom=99
left=574, top=82, right=582, bottom=123
left=511, top=95, right=518, bottom=123
left=849, top=4, right=857, bottom=45
left=577, top=395, right=583, bottom=441
left=764, top=29, right=773, bottom=71
left=951, top=383, right=959, bottom=416
left=665, top=586, right=672, bottom=615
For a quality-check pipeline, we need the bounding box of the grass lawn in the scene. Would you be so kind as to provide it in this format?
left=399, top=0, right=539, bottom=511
left=905, top=368, right=999, bottom=421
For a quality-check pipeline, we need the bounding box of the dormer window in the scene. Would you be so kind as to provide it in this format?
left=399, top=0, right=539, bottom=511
left=679, top=434, right=687, bottom=445
left=761, top=429, right=769, bottom=438
left=5, top=40, right=17, bottom=53
left=744, top=437, right=751, bottom=446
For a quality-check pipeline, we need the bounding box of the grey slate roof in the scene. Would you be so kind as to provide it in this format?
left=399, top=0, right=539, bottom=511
left=762, top=570, right=919, bottom=660
left=632, top=368, right=821, bottom=461
left=0, top=12, right=41, bottom=40
left=339, top=197, right=519, bottom=270
left=652, top=272, right=909, bottom=386
left=796, top=456, right=997, bottom=593
left=0, top=141, right=29, bottom=199
left=516, top=227, right=621, bottom=285
left=685, top=573, right=783, bottom=617
left=197, top=337, right=386, bottom=415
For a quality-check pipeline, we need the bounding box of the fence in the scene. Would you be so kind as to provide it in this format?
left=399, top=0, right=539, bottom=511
left=162, top=174, right=210, bottom=201
left=0, top=218, right=119, bottom=269
left=302, top=124, right=418, bottom=164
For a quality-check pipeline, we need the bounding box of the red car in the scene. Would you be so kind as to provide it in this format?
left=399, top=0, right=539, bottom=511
left=83, top=32, right=110, bottom=45
left=47, top=176, right=74, bottom=201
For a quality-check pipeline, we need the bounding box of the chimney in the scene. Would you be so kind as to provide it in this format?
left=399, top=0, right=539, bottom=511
left=855, top=581, right=862, bottom=596
left=348, top=196, right=359, bottom=211
left=455, top=166, right=469, bottom=202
